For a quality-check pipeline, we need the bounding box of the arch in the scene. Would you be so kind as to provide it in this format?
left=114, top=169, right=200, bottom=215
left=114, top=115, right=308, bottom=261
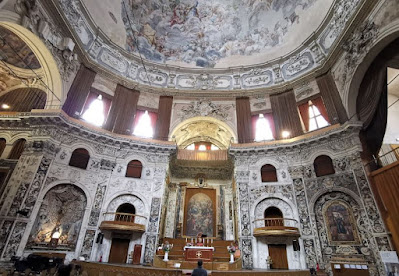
left=264, top=207, right=283, bottom=219
left=264, top=206, right=284, bottom=227
left=169, top=116, right=237, bottom=149
left=0, top=22, right=63, bottom=106
left=27, top=184, right=87, bottom=250
left=0, top=87, right=46, bottom=111
left=106, top=194, right=146, bottom=225
left=125, top=160, right=143, bottom=178
left=69, top=148, right=90, bottom=169
left=8, top=138, right=26, bottom=159
left=313, top=155, right=335, bottom=177
left=254, top=197, right=294, bottom=229
left=115, top=203, right=136, bottom=223
left=346, top=19, right=399, bottom=120
left=260, top=164, right=278, bottom=182
left=309, top=188, right=364, bottom=214
left=0, top=138, right=6, bottom=157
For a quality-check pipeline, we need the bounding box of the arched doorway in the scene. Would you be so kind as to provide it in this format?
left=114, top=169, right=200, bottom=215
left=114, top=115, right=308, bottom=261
left=108, top=203, right=136, bottom=264
left=264, top=206, right=288, bottom=270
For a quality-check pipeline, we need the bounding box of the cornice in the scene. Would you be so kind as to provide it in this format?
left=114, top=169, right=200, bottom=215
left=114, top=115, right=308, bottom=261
left=0, top=110, right=177, bottom=154
left=229, top=122, right=363, bottom=156
left=42, top=0, right=379, bottom=96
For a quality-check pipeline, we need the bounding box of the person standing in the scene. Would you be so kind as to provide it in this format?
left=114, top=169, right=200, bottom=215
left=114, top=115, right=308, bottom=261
left=191, top=260, right=208, bottom=276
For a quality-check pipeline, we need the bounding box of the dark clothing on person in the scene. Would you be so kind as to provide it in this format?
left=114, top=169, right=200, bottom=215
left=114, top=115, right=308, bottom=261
left=191, top=266, right=208, bottom=276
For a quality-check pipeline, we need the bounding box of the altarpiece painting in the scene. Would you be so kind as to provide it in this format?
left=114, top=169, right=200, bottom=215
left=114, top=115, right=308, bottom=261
left=184, top=188, right=216, bottom=237
left=323, top=200, right=359, bottom=244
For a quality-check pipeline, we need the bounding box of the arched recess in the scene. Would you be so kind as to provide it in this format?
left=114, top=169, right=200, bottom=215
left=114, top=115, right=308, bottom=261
left=115, top=203, right=136, bottom=222
left=106, top=194, right=146, bottom=225
left=312, top=191, right=377, bottom=273
left=346, top=20, right=399, bottom=121
left=170, top=116, right=237, bottom=149
left=27, top=184, right=87, bottom=250
left=254, top=197, right=294, bottom=229
left=0, top=87, right=46, bottom=111
left=0, top=22, right=63, bottom=107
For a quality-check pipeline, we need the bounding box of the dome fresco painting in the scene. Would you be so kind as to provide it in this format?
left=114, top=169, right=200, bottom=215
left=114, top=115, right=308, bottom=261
left=83, top=0, right=332, bottom=68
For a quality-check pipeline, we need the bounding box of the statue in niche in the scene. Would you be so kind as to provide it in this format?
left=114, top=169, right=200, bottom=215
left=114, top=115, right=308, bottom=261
left=323, top=201, right=359, bottom=244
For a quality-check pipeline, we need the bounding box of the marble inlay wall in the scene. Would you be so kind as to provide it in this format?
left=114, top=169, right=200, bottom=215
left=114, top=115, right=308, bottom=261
left=230, top=124, right=390, bottom=273
left=0, top=113, right=174, bottom=262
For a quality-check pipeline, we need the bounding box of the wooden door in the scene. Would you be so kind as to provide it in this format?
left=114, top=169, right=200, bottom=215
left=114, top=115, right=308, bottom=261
left=132, top=244, right=142, bottom=265
left=268, top=244, right=288, bottom=269
left=109, top=238, right=130, bottom=263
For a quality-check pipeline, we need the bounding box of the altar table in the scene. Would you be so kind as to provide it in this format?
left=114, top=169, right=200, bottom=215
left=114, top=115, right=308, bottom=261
left=184, top=246, right=215, bottom=262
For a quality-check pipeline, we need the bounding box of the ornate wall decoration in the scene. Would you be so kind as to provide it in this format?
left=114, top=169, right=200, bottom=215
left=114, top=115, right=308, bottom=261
left=147, top=197, right=161, bottom=233
left=21, top=156, right=52, bottom=217
left=143, top=235, right=157, bottom=264
left=177, top=99, right=233, bottom=122
left=314, top=192, right=386, bottom=276
left=249, top=184, right=293, bottom=203
left=28, top=184, right=87, bottom=250
left=80, top=230, right=96, bottom=260
left=88, top=184, right=107, bottom=227
left=241, top=238, right=254, bottom=269
left=0, top=220, right=13, bottom=257
left=237, top=182, right=253, bottom=269
left=3, top=222, right=27, bottom=259
left=292, top=178, right=312, bottom=237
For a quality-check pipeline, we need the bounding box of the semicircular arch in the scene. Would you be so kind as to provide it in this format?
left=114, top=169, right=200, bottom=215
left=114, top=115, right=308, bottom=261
left=170, top=116, right=237, bottom=149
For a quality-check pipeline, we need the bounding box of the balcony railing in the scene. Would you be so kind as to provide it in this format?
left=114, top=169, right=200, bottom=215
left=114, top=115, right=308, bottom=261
left=253, top=218, right=300, bottom=237
left=99, top=212, right=147, bottom=232
left=177, top=149, right=228, bottom=161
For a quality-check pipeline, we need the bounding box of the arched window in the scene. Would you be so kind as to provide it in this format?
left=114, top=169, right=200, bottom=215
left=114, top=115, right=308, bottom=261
left=314, top=155, right=335, bottom=177
left=116, top=203, right=136, bottom=223
left=254, top=114, right=275, bottom=141
left=133, top=110, right=156, bottom=138
left=8, top=138, right=26, bottom=159
left=261, top=164, right=278, bottom=182
left=82, top=95, right=107, bottom=126
left=0, top=88, right=46, bottom=112
left=69, top=148, right=90, bottom=169
left=0, top=138, right=6, bottom=157
left=126, top=160, right=143, bottom=178
left=264, top=207, right=283, bottom=227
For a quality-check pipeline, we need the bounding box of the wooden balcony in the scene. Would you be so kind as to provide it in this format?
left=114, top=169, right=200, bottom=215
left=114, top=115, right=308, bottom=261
left=253, top=218, right=300, bottom=237
left=99, top=212, right=146, bottom=233
left=177, top=149, right=228, bottom=161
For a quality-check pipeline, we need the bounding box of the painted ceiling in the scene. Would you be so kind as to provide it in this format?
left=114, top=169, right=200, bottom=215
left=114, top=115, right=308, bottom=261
left=0, top=26, right=41, bottom=70
left=82, top=0, right=333, bottom=68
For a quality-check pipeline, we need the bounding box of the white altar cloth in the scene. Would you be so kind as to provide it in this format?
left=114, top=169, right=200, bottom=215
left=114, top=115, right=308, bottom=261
left=183, top=246, right=215, bottom=251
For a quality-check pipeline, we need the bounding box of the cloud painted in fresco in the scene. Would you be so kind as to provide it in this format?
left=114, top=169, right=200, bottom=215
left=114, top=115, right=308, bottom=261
left=122, top=0, right=318, bottom=67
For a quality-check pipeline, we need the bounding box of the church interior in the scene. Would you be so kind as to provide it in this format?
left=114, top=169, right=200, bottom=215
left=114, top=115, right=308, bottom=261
left=0, top=0, right=399, bottom=275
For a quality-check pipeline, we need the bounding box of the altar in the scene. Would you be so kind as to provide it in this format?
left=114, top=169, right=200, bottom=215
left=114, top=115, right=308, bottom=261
left=184, top=246, right=215, bottom=262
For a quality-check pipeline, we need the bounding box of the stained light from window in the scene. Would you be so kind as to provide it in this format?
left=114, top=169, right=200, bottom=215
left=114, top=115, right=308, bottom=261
left=82, top=95, right=105, bottom=126
left=255, top=114, right=274, bottom=141
left=133, top=110, right=154, bottom=138
left=186, top=144, right=195, bottom=150
left=198, top=145, right=206, bottom=151
left=308, top=103, right=329, bottom=131
left=211, top=145, right=219, bottom=151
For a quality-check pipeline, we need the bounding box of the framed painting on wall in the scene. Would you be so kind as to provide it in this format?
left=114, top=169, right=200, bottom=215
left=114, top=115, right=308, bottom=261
left=323, top=200, right=360, bottom=245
